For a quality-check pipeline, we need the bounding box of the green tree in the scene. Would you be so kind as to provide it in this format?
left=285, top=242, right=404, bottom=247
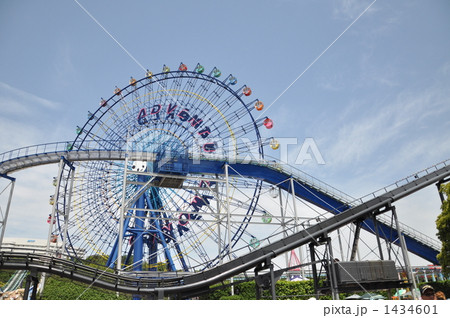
left=436, top=183, right=450, bottom=276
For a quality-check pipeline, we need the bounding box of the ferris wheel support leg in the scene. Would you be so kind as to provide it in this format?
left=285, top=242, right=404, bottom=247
left=46, top=157, right=64, bottom=256
left=117, top=155, right=129, bottom=272
left=45, top=156, right=74, bottom=258
left=0, top=174, right=15, bottom=247
left=61, top=159, right=75, bottom=256
left=133, top=183, right=146, bottom=272
left=144, top=195, right=176, bottom=271
left=224, top=164, right=231, bottom=259
left=214, top=179, right=222, bottom=266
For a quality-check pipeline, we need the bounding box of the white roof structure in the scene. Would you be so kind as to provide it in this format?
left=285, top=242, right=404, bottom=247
left=1, top=237, right=85, bottom=258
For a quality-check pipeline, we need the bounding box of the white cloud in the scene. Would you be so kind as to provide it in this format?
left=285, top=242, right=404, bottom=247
left=325, top=84, right=450, bottom=170
left=0, top=82, right=61, bottom=113
left=53, top=43, right=77, bottom=86
left=0, top=83, right=64, bottom=151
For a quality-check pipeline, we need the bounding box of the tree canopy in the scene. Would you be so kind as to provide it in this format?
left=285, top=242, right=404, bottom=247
left=436, top=183, right=450, bottom=276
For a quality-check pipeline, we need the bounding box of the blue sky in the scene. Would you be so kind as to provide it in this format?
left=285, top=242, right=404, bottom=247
left=1, top=0, right=450, bottom=265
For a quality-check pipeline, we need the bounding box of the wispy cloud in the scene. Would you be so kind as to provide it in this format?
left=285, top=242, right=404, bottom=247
left=0, top=82, right=61, bottom=115
left=325, top=83, right=450, bottom=170
left=0, top=82, right=63, bottom=151
left=53, top=43, right=77, bottom=85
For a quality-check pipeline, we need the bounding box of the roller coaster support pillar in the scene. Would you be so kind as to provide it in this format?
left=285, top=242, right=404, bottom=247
left=390, top=204, right=418, bottom=299
left=254, top=258, right=282, bottom=300
left=371, top=213, right=384, bottom=260
left=309, top=242, right=319, bottom=299
left=324, top=234, right=340, bottom=300
left=278, top=186, right=289, bottom=267
left=309, top=235, right=339, bottom=299
left=0, top=174, right=15, bottom=247
left=24, top=269, right=38, bottom=300
left=290, top=177, right=305, bottom=277
left=350, top=220, right=362, bottom=261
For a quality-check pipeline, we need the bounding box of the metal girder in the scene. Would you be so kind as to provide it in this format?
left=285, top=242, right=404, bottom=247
left=0, top=174, right=15, bottom=247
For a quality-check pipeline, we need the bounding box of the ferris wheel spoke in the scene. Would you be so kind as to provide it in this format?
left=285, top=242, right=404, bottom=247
left=54, top=63, right=274, bottom=272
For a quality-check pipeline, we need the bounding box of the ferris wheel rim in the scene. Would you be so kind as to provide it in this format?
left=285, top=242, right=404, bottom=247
left=53, top=64, right=274, bottom=272
left=70, top=68, right=265, bottom=158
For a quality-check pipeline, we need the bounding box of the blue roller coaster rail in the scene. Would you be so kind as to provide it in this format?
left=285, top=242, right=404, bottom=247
left=0, top=142, right=447, bottom=265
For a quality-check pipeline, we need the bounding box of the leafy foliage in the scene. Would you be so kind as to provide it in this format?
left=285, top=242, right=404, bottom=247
left=202, top=280, right=317, bottom=300
left=436, top=183, right=450, bottom=276
left=39, top=275, right=131, bottom=300
left=0, top=270, right=16, bottom=289
left=219, top=295, right=244, bottom=300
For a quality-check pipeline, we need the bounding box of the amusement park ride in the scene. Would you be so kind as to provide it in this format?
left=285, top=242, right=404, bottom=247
left=0, top=63, right=449, bottom=299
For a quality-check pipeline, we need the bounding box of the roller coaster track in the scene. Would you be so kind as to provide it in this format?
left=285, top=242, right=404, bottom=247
left=1, top=142, right=446, bottom=257
left=1, top=160, right=449, bottom=298
left=1, top=142, right=449, bottom=298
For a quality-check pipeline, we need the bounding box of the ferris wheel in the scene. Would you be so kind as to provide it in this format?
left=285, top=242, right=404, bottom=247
left=49, top=63, right=280, bottom=272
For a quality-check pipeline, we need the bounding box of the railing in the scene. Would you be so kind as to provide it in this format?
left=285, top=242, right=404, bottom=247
left=0, top=141, right=71, bottom=163
left=0, top=141, right=361, bottom=206
left=377, top=213, right=441, bottom=251
left=0, top=251, right=186, bottom=288
left=347, top=159, right=450, bottom=207
left=1, top=141, right=447, bottom=252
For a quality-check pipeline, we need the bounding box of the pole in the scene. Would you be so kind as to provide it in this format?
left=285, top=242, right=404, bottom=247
left=309, top=242, right=319, bottom=299
left=0, top=175, right=15, bottom=247
left=46, top=158, right=64, bottom=255
left=326, top=235, right=339, bottom=300
left=214, top=178, right=222, bottom=265
left=278, top=186, right=289, bottom=272
left=225, top=164, right=232, bottom=258
left=224, top=163, right=234, bottom=295
left=392, top=205, right=418, bottom=299
left=61, top=165, right=75, bottom=256
left=290, top=178, right=304, bottom=277
left=117, top=154, right=129, bottom=272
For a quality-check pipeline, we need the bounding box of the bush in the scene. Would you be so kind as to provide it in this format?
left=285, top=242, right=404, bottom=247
left=219, top=295, right=244, bottom=300
left=0, top=270, right=15, bottom=289
left=203, top=279, right=317, bottom=300
left=39, top=275, right=131, bottom=300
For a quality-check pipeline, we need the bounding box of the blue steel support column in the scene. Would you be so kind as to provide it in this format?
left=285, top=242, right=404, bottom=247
left=144, top=194, right=176, bottom=271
